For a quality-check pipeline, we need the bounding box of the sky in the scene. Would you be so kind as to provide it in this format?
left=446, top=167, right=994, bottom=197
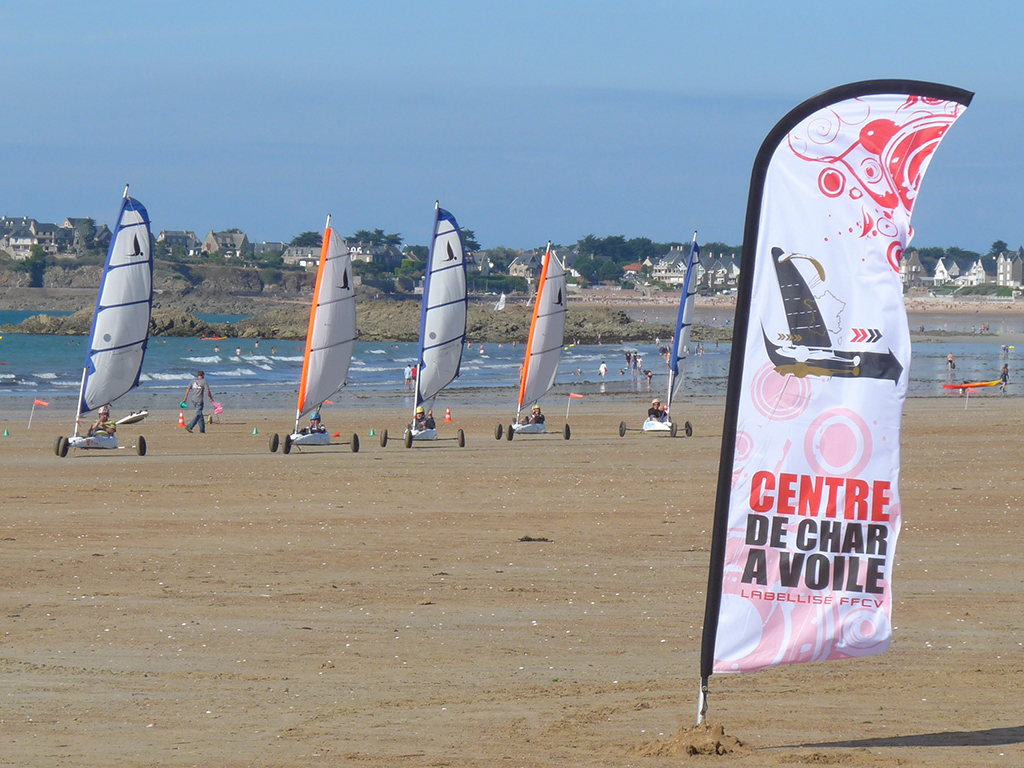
left=2, top=0, right=1022, bottom=252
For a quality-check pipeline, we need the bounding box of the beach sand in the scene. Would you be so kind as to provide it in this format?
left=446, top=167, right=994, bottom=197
left=1, top=398, right=1021, bottom=767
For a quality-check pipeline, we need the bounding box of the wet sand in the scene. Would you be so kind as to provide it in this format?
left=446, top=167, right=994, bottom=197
left=1, top=399, right=1022, bottom=767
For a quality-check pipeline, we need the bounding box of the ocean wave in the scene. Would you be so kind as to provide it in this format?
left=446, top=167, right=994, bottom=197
left=31, top=372, right=59, bottom=380
left=185, top=355, right=221, bottom=364
left=271, top=355, right=303, bottom=362
left=140, top=372, right=194, bottom=382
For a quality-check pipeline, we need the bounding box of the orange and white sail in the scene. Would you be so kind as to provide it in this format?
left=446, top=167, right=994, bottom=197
left=517, top=243, right=566, bottom=419
left=295, top=216, right=356, bottom=430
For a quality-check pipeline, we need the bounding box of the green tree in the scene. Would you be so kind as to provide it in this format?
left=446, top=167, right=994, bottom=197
left=290, top=231, right=323, bottom=247
left=74, top=217, right=96, bottom=255
left=404, top=244, right=429, bottom=261
left=484, top=246, right=517, bottom=273
left=990, top=239, right=1009, bottom=255
left=460, top=229, right=480, bottom=252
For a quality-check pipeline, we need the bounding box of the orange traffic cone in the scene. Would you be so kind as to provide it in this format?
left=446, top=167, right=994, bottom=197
left=445, top=407, right=452, bottom=423
left=333, top=431, right=341, bottom=437
left=177, top=410, right=186, bottom=428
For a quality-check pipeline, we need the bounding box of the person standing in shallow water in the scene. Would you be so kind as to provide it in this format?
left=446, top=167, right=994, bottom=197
left=183, top=370, right=215, bottom=433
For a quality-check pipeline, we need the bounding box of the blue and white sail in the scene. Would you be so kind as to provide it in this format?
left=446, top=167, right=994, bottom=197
left=414, top=202, right=467, bottom=409
left=76, top=186, right=153, bottom=431
left=667, top=232, right=699, bottom=410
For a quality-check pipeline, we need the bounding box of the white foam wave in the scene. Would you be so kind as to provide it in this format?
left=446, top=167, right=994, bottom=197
left=141, top=372, right=194, bottom=382
left=186, top=355, right=221, bottom=364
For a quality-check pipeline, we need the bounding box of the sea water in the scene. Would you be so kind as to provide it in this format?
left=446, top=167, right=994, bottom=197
left=0, top=328, right=1016, bottom=414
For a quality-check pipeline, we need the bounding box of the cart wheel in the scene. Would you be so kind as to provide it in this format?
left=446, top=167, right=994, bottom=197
left=269, top=433, right=280, bottom=453
left=684, top=421, right=693, bottom=437
left=618, top=420, right=627, bottom=437
left=457, top=428, right=466, bottom=448
left=135, top=435, right=147, bottom=456
left=350, top=433, right=360, bottom=453
left=495, top=423, right=503, bottom=440
left=54, top=436, right=64, bottom=456
left=58, top=436, right=70, bottom=458
left=506, top=424, right=514, bottom=441
left=670, top=422, right=678, bottom=438
left=563, top=423, right=571, bottom=440
left=283, top=434, right=292, bottom=454
left=404, top=430, right=413, bottom=449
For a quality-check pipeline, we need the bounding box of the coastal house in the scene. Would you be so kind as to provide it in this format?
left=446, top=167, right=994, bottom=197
left=1, top=215, right=34, bottom=238
left=1, top=226, right=37, bottom=259
left=203, top=230, right=252, bottom=259
left=508, top=251, right=543, bottom=280
left=252, top=241, right=288, bottom=257
left=900, top=250, right=926, bottom=287
left=960, top=258, right=991, bottom=287
left=652, top=245, right=693, bottom=286
left=158, top=230, right=201, bottom=255
left=282, top=245, right=322, bottom=269
left=0, top=219, right=74, bottom=258
left=933, top=257, right=953, bottom=285
left=622, top=262, right=642, bottom=278
left=346, top=241, right=403, bottom=269
left=996, top=249, right=1024, bottom=288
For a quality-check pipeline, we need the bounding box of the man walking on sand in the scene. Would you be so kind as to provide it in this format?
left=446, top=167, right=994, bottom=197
left=183, top=370, right=215, bottom=433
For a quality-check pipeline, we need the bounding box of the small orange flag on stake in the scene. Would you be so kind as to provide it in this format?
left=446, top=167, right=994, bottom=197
left=569, top=393, right=584, bottom=399
left=34, top=399, right=50, bottom=407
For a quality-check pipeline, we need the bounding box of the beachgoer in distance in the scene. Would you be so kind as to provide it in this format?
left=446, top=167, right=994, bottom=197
left=88, top=404, right=116, bottom=437
left=183, top=370, right=215, bottom=434
left=1001, top=364, right=1009, bottom=393
left=599, top=361, right=608, bottom=381
left=648, top=398, right=668, bottom=423
left=404, top=364, right=413, bottom=391
left=947, top=353, right=955, bottom=371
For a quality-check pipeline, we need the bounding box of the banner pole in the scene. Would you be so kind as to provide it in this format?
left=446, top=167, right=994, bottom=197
left=28, top=402, right=36, bottom=429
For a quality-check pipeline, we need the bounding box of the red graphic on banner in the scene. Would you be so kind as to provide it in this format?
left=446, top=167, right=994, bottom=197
left=789, top=97, right=965, bottom=272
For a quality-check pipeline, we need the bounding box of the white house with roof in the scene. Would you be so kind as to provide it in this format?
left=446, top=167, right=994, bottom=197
left=996, top=249, right=1024, bottom=287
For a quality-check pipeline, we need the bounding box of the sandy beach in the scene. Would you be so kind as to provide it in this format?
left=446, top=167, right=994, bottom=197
left=1, top=397, right=1021, bottom=767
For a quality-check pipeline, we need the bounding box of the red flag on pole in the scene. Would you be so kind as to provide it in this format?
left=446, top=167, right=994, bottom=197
left=569, top=393, right=584, bottom=399
left=34, top=399, right=49, bottom=407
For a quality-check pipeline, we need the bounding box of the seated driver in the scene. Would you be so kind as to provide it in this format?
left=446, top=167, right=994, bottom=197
left=413, top=405, right=427, bottom=431
left=424, top=409, right=437, bottom=430
left=88, top=405, right=116, bottom=436
left=648, top=398, right=668, bottom=422
left=309, top=411, right=326, bottom=433
left=520, top=404, right=545, bottom=425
